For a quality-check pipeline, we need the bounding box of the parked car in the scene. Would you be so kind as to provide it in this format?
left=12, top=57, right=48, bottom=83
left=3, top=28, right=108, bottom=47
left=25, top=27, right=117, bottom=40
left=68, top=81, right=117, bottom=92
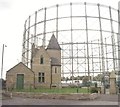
left=61, top=83, right=69, bottom=88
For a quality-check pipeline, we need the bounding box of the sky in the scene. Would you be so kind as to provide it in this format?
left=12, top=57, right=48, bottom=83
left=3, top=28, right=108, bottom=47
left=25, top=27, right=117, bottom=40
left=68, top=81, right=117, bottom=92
left=0, top=0, right=120, bottom=79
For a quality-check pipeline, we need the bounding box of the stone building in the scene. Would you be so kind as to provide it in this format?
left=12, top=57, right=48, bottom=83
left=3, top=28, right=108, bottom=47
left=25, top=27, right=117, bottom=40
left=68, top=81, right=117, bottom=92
left=6, top=34, right=61, bottom=89
left=6, top=62, right=35, bottom=90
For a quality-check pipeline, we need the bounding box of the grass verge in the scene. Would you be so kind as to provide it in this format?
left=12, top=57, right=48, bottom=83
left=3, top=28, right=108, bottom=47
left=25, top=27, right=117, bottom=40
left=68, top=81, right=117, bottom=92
left=12, top=87, right=89, bottom=94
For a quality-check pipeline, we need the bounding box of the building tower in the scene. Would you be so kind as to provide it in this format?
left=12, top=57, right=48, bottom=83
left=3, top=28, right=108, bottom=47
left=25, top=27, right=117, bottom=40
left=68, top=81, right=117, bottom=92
left=46, top=34, right=61, bottom=88
left=31, top=34, right=61, bottom=88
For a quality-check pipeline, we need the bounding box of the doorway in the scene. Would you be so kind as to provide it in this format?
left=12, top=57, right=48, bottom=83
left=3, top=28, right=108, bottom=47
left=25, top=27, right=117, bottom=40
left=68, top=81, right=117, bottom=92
left=16, top=74, right=24, bottom=89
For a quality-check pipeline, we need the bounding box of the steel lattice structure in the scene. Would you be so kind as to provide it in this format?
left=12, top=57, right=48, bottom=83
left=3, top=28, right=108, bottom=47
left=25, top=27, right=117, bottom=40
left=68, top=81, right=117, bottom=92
left=22, top=2, right=120, bottom=80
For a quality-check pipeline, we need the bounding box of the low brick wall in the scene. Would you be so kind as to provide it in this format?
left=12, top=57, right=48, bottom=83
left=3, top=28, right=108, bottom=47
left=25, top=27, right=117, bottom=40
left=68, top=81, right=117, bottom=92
left=11, top=92, right=99, bottom=100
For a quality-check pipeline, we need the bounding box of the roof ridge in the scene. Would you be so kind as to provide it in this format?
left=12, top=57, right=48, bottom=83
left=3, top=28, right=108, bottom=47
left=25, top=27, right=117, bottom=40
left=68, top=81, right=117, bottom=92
left=47, top=34, right=61, bottom=50
left=6, top=62, right=34, bottom=74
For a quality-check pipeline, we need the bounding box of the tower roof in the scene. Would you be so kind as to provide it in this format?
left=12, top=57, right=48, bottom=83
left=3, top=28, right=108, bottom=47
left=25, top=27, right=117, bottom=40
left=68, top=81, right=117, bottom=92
left=47, top=34, right=61, bottom=50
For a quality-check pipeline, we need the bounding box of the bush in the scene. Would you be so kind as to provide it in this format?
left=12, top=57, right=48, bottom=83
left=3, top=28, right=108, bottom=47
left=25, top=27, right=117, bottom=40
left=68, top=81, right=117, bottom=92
left=95, top=83, right=97, bottom=88
left=82, top=81, right=92, bottom=87
left=90, top=87, right=98, bottom=93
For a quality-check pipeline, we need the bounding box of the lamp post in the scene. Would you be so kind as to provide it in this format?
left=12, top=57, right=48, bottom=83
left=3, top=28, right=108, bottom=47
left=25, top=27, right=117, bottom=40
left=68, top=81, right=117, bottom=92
left=1, top=44, right=6, bottom=79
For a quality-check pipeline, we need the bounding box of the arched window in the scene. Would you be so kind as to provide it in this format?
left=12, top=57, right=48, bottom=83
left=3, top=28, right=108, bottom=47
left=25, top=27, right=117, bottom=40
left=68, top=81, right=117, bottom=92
left=40, top=55, right=44, bottom=64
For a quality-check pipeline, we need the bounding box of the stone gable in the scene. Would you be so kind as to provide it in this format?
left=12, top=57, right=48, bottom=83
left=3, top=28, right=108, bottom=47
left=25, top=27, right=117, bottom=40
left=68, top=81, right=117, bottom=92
left=6, top=62, right=34, bottom=90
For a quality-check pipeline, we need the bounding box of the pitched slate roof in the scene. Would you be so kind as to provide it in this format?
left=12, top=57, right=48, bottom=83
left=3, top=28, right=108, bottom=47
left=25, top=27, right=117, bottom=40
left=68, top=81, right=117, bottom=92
left=47, top=34, right=61, bottom=50
left=7, top=62, right=34, bottom=74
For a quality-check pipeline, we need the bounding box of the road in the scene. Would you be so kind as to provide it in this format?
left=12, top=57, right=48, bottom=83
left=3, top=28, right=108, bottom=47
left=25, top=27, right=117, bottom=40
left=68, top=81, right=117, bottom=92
left=2, top=94, right=119, bottom=105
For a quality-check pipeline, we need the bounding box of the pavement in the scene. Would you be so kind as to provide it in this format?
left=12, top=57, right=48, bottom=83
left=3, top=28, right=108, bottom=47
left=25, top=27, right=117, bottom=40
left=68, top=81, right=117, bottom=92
left=95, top=94, right=118, bottom=102
left=1, top=94, right=119, bottom=105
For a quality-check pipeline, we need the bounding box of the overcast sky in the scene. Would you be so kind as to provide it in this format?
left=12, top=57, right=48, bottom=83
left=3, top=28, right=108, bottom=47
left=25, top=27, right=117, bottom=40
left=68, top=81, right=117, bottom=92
left=0, top=0, right=120, bottom=79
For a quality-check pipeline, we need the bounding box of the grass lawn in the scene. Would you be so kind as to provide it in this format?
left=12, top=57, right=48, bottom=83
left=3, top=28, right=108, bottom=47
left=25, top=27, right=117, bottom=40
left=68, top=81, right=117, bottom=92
left=13, top=87, right=89, bottom=94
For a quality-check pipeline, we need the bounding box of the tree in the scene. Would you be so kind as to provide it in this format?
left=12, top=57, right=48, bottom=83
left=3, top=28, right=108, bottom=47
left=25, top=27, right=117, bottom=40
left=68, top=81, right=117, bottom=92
left=61, top=77, right=65, bottom=81
left=70, top=76, right=74, bottom=80
left=93, top=74, right=103, bottom=81
left=82, top=76, right=92, bottom=87
left=82, top=76, right=89, bottom=83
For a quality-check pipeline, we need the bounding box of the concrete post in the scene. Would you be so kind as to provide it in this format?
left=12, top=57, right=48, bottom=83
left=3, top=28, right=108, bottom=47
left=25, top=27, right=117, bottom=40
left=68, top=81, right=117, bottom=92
left=109, top=71, right=116, bottom=94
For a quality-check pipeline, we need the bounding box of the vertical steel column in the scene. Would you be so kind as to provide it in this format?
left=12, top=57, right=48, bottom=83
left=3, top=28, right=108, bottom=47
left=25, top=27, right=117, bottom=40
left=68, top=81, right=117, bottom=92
left=98, top=4, right=106, bottom=94
left=22, top=20, right=27, bottom=64
left=98, top=39, right=101, bottom=74
left=62, top=43, right=64, bottom=78
left=109, top=6, right=116, bottom=71
left=98, top=39, right=102, bottom=85
left=70, top=3, right=74, bottom=83
left=31, top=34, right=34, bottom=44
left=118, top=2, right=120, bottom=74
left=77, top=43, right=79, bottom=76
left=105, top=38, right=109, bottom=74
left=27, top=16, right=30, bottom=66
left=84, top=44, right=87, bottom=76
left=43, top=8, right=46, bottom=47
left=31, top=34, right=34, bottom=69
left=34, top=11, right=37, bottom=46
left=56, top=5, right=59, bottom=40
left=91, top=41, right=94, bottom=77
left=85, top=2, right=90, bottom=81
left=118, top=2, right=120, bottom=93
left=36, top=36, right=39, bottom=46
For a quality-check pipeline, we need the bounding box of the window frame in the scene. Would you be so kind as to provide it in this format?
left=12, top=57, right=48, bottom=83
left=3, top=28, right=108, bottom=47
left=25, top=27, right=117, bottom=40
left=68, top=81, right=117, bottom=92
left=38, top=72, right=45, bottom=83
left=40, top=55, right=44, bottom=64
left=55, top=67, right=57, bottom=73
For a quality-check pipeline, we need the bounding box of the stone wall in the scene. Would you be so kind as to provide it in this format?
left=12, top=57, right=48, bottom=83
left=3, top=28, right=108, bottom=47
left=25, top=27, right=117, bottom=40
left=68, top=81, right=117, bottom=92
left=12, top=92, right=98, bottom=100
left=6, top=63, right=34, bottom=90
left=32, top=46, right=61, bottom=88
left=32, top=47, right=51, bottom=88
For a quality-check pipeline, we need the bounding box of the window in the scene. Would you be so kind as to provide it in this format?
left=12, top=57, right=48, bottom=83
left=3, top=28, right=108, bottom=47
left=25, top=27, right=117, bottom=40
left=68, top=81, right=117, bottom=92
left=38, top=72, right=45, bottom=83
left=55, top=67, right=57, bottom=73
left=40, top=55, right=44, bottom=64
